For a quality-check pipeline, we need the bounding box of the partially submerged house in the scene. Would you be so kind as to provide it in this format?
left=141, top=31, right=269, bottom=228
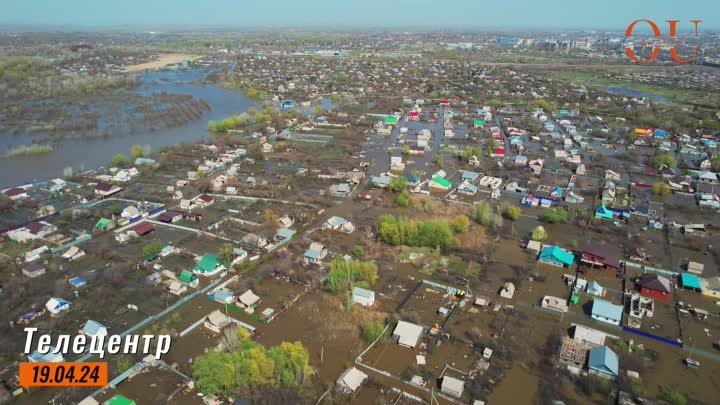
left=538, top=246, right=575, bottom=268
left=638, top=274, right=672, bottom=301
left=580, top=245, right=621, bottom=272
left=591, top=299, right=623, bottom=326
left=193, top=254, right=224, bottom=276
left=441, top=376, right=465, bottom=398
left=45, top=297, right=71, bottom=316
left=588, top=346, right=619, bottom=380
left=352, top=287, right=375, bottom=307
left=304, top=242, right=328, bottom=264
left=204, top=309, right=232, bottom=334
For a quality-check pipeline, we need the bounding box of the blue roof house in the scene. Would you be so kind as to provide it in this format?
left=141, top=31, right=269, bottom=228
left=538, top=246, right=575, bottom=268
left=403, top=173, right=420, bottom=186
left=281, top=100, right=295, bottom=110
left=69, top=276, right=87, bottom=287
left=82, top=320, right=108, bottom=338
left=595, top=205, right=614, bottom=220
left=587, top=281, right=605, bottom=297
left=591, top=299, right=623, bottom=326
left=588, top=346, right=619, bottom=379
left=460, top=171, right=480, bottom=182
left=680, top=273, right=702, bottom=291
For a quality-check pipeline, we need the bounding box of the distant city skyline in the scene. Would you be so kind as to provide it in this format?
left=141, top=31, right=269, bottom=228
left=3, top=0, right=719, bottom=31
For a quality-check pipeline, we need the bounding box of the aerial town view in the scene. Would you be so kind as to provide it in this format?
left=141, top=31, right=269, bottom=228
left=1, top=1, right=719, bottom=404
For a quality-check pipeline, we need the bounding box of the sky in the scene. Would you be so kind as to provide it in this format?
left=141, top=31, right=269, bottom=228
left=2, top=0, right=719, bottom=31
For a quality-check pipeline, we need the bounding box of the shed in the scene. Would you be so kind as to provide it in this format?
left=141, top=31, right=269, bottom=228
left=441, top=376, right=464, bottom=398
left=352, top=287, right=375, bottom=307
left=680, top=273, right=702, bottom=291
left=392, top=321, right=424, bottom=348
left=337, top=367, right=368, bottom=393
left=22, top=262, right=46, bottom=278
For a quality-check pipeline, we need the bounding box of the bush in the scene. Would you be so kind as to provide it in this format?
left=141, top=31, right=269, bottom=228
left=387, top=177, right=408, bottom=193
left=543, top=207, right=567, bottom=223
left=503, top=205, right=522, bottom=221
left=531, top=226, right=548, bottom=242
left=396, top=192, right=410, bottom=207
left=143, top=243, right=162, bottom=257
left=111, top=153, right=129, bottom=167
left=351, top=245, right=364, bottom=258
left=450, top=215, right=470, bottom=233
left=652, top=182, right=671, bottom=196
left=362, top=319, right=385, bottom=343
left=664, top=389, right=688, bottom=405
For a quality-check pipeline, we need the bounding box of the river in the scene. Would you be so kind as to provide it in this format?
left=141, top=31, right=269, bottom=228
left=0, top=67, right=258, bottom=188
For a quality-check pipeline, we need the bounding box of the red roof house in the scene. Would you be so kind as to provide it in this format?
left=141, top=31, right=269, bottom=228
left=639, top=274, right=672, bottom=300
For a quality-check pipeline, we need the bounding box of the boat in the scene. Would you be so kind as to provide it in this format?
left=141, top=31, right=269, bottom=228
left=685, top=358, right=700, bottom=368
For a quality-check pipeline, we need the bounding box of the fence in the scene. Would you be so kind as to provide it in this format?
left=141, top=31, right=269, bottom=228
left=622, top=327, right=683, bottom=348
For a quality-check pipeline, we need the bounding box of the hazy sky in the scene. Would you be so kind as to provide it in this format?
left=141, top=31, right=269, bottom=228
left=3, top=0, right=719, bottom=30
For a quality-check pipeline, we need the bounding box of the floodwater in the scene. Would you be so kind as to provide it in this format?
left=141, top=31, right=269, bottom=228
left=0, top=67, right=258, bottom=188
left=488, top=365, right=538, bottom=405
left=605, top=86, right=672, bottom=103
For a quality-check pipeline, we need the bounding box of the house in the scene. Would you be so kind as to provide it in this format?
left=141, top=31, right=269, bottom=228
left=180, top=199, right=196, bottom=211
left=193, top=254, right=224, bottom=276
left=580, top=245, right=621, bottom=272
left=127, top=223, right=155, bottom=238
left=457, top=180, right=478, bottom=196
left=196, top=194, right=215, bottom=207
left=529, top=159, right=544, bottom=175
left=541, top=296, right=569, bottom=313
left=28, top=351, right=64, bottom=363
left=337, top=367, right=368, bottom=393
left=95, top=218, right=114, bottom=231
left=178, top=270, right=199, bottom=287
left=461, top=170, right=480, bottom=182
left=204, top=309, right=232, bottom=334
left=392, top=321, right=424, bottom=348
left=591, top=299, right=623, bottom=326
left=538, top=246, right=575, bottom=268
left=499, top=282, right=515, bottom=299
left=167, top=280, right=187, bottom=296
left=304, top=242, right=328, bottom=264
left=565, top=191, right=585, bottom=204
left=277, top=215, right=294, bottom=228
left=588, top=346, right=619, bottom=379
left=241, top=233, right=268, bottom=250
left=319, top=168, right=339, bottom=179
left=94, top=182, right=121, bottom=197
left=403, top=173, right=421, bottom=187
left=441, top=376, right=464, bottom=398
left=639, top=274, right=672, bottom=300
left=687, top=261, right=705, bottom=275
left=7, top=221, right=57, bottom=243
left=572, top=324, right=606, bottom=347
left=45, top=297, right=71, bottom=316
left=275, top=227, right=296, bottom=242
left=121, top=205, right=140, bottom=219
left=158, top=211, right=183, bottom=223
left=81, top=320, right=108, bottom=338
left=237, top=289, right=261, bottom=309
left=586, top=281, right=605, bottom=297
left=352, top=287, right=375, bottom=307
left=61, top=246, right=86, bottom=261
left=22, top=262, right=46, bottom=278
left=680, top=273, right=702, bottom=292
left=324, top=216, right=355, bottom=233
left=371, top=176, right=392, bottom=188
left=595, top=205, right=614, bottom=220
left=212, top=289, right=235, bottom=304
left=4, top=187, right=29, bottom=200
left=429, top=176, right=452, bottom=191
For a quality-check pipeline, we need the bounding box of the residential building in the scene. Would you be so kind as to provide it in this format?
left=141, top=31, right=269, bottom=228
left=204, top=310, right=232, bottom=334
left=639, top=274, right=672, bottom=301
left=538, top=246, right=575, bottom=268
left=352, top=287, right=375, bottom=307
left=441, top=376, right=464, bottom=398
left=392, top=321, right=424, bottom=348
left=591, top=299, right=623, bottom=326
left=304, top=242, right=328, bottom=264
left=588, top=346, right=619, bottom=379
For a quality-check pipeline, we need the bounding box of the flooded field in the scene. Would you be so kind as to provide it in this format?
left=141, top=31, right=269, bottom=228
left=0, top=67, right=258, bottom=187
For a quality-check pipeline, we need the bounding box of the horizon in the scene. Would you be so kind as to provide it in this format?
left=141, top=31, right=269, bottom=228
left=3, top=0, right=719, bottom=31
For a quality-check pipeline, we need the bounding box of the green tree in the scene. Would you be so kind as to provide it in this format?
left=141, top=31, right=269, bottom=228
left=652, top=182, right=671, bottom=196
left=651, top=153, right=676, bottom=170
left=326, top=259, right=379, bottom=293
left=387, top=177, right=408, bottom=193
left=474, top=201, right=504, bottom=229
left=543, top=207, right=567, bottom=223
left=143, top=243, right=162, bottom=257
left=711, top=156, right=720, bottom=172
left=434, top=154, right=444, bottom=168
left=111, top=153, right=129, bottom=167
left=218, top=243, right=236, bottom=268
left=531, top=225, right=548, bottom=242
left=503, top=205, right=522, bottom=221
left=130, top=144, right=143, bottom=159
left=402, top=145, right=410, bottom=155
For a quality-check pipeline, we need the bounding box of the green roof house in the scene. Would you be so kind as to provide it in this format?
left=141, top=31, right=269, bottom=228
left=193, top=254, right=223, bottom=276
left=178, top=270, right=199, bottom=287
left=473, top=119, right=485, bottom=128
left=384, top=116, right=399, bottom=125
left=105, top=394, right=136, bottom=405
left=429, top=176, right=452, bottom=191
left=95, top=218, right=112, bottom=231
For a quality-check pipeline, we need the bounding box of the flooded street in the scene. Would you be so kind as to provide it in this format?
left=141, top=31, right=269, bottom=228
left=0, top=67, right=258, bottom=187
